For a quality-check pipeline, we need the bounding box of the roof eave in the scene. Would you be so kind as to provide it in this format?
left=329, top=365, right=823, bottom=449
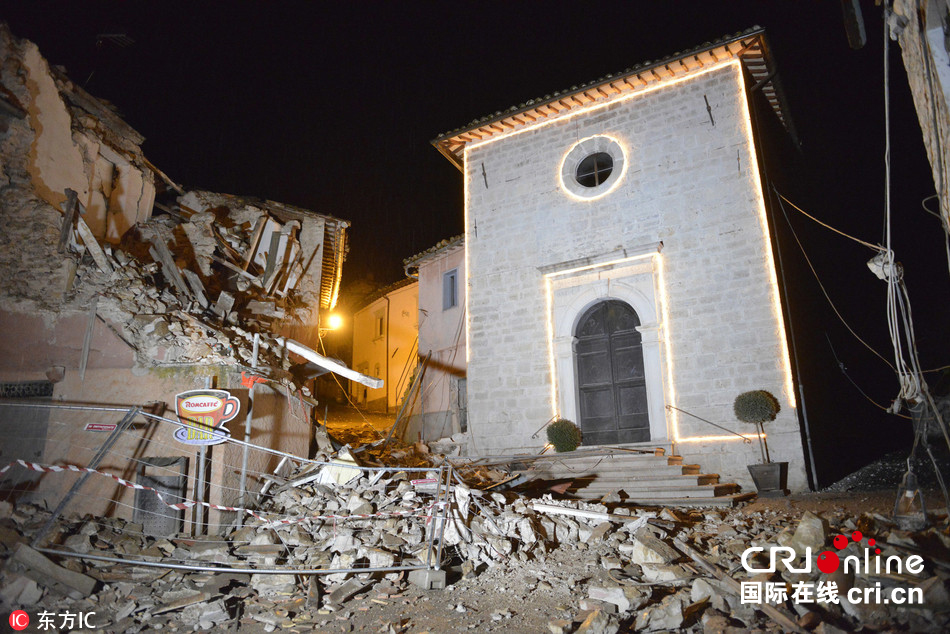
left=433, top=27, right=794, bottom=170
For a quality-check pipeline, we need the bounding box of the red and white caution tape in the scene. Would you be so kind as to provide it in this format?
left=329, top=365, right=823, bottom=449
left=1, top=459, right=443, bottom=528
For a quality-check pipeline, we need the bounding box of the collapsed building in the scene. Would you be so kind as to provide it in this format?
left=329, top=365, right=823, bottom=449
left=0, top=24, right=364, bottom=528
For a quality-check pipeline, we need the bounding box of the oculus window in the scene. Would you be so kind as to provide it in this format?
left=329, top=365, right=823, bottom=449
left=575, top=152, right=613, bottom=188
left=560, top=135, right=626, bottom=200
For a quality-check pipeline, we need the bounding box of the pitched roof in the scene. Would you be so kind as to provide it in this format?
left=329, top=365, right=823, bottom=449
left=432, top=27, right=793, bottom=170
left=352, top=277, right=418, bottom=313
left=403, top=234, right=464, bottom=275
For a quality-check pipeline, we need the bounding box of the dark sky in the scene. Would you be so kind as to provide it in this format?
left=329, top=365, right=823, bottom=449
left=3, top=1, right=948, bottom=424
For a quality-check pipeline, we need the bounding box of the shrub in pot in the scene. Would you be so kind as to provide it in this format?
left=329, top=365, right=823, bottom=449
left=733, top=390, right=788, bottom=495
left=546, top=418, right=582, bottom=452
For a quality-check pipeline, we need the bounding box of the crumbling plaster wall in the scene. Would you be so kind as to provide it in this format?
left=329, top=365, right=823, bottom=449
left=2, top=363, right=309, bottom=531
left=0, top=24, right=154, bottom=255
left=893, top=0, right=950, bottom=227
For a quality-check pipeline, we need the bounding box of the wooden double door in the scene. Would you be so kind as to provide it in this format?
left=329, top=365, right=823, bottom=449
left=574, top=300, right=650, bottom=445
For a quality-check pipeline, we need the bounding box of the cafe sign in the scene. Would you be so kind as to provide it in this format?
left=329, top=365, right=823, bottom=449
left=174, top=389, right=240, bottom=445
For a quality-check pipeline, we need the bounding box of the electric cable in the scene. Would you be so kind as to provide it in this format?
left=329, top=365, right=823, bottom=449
left=775, top=192, right=885, bottom=252
left=774, top=191, right=896, bottom=371
left=824, top=333, right=911, bottom=419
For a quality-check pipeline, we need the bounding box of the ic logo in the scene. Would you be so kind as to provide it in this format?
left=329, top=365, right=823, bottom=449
left=9, top=610, right=29, bottom=630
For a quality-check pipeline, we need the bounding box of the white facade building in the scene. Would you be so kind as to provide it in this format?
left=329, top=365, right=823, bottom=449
left=433, top=28, right=810, bottom=491
left=404, top=236, right=467, bottom=440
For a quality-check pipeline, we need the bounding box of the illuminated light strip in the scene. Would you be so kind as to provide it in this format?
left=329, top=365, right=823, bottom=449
left=464, top=60, right=738, bottom=154
left=544, top=277, right=558, bottom=418
left=734, top=62, right=797, bottom=409
left=655, top=253, right=679, bottom=444
left=542, top=251, right=675, bottom=436
left=464, top=145, right=471, bottom=363
left=677, top=433, right=765, bottom=444
left=545, top=251, right=657, bottom=279
left=558, top=134, right=630, bottom=202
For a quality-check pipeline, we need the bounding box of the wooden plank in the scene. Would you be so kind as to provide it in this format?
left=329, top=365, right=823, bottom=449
left=209, top=254, right=263, bottom=286
left=58, top=188, right=79, bottom=253
left=143, top=158, right=185, bottom=196
left=79, top=296, right=98, bottom=382
left=277, top=337, right=383, bottom=389
left=75, top=215, right=114, bottom=274
left=673, top=538, right=809, bottom=634
left=147, top=234, right=190, bottom=297
left=181, top=269, right=209, bottom=308
left=7, top=543, right=96, bottom=599
left=152, top=591, right=214, bottom=615
left=242, top=215, right=268, bottom=271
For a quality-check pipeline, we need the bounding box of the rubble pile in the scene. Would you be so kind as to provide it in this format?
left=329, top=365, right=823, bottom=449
left=3, top=473, right=950, bottom=632
left=63, top=189, right=344, bottom=379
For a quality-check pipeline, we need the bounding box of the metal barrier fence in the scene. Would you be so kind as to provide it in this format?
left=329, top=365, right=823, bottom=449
left=0, top=401, right=451, bottom=576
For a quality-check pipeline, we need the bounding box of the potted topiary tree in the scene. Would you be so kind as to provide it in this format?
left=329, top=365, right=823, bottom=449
left=733, top=390, right=788, bottom=496
left=546, top=418, right=582, bottom=453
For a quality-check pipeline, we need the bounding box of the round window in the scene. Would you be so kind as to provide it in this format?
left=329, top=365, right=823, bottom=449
left=559, top=135, right=626, bottom=200
left=575, top=152, right=613, bottom=188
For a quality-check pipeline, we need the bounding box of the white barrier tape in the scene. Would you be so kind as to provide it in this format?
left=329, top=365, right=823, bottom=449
left=1, top=460, right=442, bottom=528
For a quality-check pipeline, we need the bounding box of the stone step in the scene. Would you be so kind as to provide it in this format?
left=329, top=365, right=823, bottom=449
left=573, top=473, right=722, bottom=488
left=514, top=450, right=745, bottom=508
left=611, top=492, right=756, bottom=508
left=538, top=463, right=701, bottom=478
left=538, top=454, right=683, bottom=467
left=568, top=483, right=739, bottom=499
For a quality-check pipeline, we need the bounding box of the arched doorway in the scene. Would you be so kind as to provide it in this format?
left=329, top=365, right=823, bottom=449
left=574, top=299, right=650, bottom=445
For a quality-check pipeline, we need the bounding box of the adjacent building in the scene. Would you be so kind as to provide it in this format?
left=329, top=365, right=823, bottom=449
left=404, top=235, right=467, bottom=440
left=349, top=279, right=418, bottom=413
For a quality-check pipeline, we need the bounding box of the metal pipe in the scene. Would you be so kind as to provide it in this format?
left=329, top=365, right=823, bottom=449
left=36, top=548, right=431, bottom=575
left=424, top=465, right=443, bottom=568
left=385, top=295, right=391, bottom=413
left=237, top=333, right=260, bottom=527
left=665, top=405, right=754, bottom=443
left=434, top=464, right=452, bottom=568
left=194, top=377, right=213, bottom=535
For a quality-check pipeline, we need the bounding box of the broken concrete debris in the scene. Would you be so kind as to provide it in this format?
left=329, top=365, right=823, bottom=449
left=3, top=465, right=950, bottom=633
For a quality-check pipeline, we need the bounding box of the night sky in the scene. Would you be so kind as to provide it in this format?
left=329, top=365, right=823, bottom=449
left=4, top=2, right=949, bottom=471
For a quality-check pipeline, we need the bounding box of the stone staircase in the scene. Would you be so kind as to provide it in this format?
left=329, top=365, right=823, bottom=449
left=514, top=448, right=754, bottom=507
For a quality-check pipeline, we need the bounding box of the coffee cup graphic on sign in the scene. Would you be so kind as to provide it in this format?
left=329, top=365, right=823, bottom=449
left=174, top=389, right=240, bottom=445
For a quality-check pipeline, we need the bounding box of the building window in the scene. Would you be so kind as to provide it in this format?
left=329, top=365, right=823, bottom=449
left=374, top=311, right=385, bottom=340
left=560, top=135, right=626, bottom=200
left=443, top=269, right=458, bottom=310
left=575, top=152, right=613, bottom=188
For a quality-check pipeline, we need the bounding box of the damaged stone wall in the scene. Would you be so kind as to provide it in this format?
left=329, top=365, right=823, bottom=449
left=892, top=0, right=950, bottom=227
left=0, top=25, right=355, bottom=528
left=0, top=24, right=154, bottom=251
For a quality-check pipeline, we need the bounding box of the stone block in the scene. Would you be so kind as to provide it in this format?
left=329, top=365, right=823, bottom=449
left=408, top=568, right=446, bottom=590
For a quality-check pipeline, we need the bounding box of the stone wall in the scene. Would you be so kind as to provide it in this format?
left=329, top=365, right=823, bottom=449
left=464, top=61, right=807, bottom=490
